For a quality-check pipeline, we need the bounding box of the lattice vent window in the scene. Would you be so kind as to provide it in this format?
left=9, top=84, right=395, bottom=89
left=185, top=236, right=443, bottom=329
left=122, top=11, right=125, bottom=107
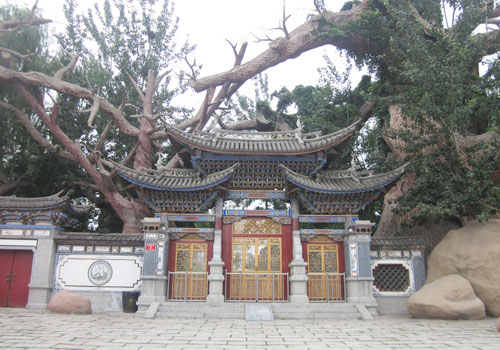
left=373, top=263, right=410, bottom=292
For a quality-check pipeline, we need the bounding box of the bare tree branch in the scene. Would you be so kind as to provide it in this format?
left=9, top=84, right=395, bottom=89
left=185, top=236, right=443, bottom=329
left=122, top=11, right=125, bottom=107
left=93, top=120, right=113, bottom=154
left=0, top=101, right=76, bottom=161
left=126, top=71, right=146, bottom=103
left=184, top=57, right=198, bottom=80
left=0, top=66, right=140, bottom=136
left=154, top=69, right=171, bottom=91
left=87, top=97, right=100, bottom=128
left=190, top=3, right=372, bottom=92
left=0, top=48, right=35, bottom=62
left=270, top=1, right=291, bottom=39
left=54, top=53, right=80, bottom=80
left=219, top=112, right=272, bottom=131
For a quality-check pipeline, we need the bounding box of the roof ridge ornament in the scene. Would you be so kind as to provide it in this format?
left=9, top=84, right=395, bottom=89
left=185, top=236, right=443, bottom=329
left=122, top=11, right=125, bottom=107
left=348, top=158, right=361, bottom=183
left=295, top=116, right=304, bottom=145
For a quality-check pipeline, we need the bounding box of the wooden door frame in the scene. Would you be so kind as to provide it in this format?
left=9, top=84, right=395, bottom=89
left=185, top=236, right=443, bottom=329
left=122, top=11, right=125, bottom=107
left=167, top=240, right=211, bottom=300
left=0, top=249, right=34, bottom=307
left=302, top=238, right=345, bottom=301
left=222, top=217, right=293, bottom=301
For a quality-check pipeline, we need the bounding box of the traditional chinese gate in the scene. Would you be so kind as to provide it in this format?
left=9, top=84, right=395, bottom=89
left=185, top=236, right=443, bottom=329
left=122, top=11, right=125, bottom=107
left=0, top=250, right=33, bottom=307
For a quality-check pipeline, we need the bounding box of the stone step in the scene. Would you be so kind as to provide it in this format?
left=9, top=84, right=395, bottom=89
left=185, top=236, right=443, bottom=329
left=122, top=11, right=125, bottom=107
left=156, top=311, right=245, bottom=319
left=272, top=303, right=361, bottom=320
left=157, top=302, right=245, bottom=319
left=155, top=301, right=363, bottom=319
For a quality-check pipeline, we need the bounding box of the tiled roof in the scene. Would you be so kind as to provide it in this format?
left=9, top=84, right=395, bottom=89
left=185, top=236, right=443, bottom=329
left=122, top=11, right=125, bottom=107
left=112, top=162, right=238, bottom=191
left=0, top=191, right=89, bottom=217
left=371, top=236, right=427, bottom=249
left=280, top=164, right=406, bottom=194
left=55, top=232, right=143, bottom=244
left=166, top=120, right=360, bottom=155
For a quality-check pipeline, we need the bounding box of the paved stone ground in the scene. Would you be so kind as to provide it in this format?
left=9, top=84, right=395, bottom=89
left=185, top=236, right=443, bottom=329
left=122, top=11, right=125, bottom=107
left=0, top=308, right=499, bottom=350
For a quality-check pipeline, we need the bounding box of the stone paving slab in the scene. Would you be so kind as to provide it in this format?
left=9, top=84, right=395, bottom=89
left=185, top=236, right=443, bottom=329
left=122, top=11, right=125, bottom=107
left=0, top=308, right=499, bottom=349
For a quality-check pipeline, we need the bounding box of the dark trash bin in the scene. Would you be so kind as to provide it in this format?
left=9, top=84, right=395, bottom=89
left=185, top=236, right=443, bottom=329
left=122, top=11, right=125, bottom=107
left=122, top=292, right=140, bottom=313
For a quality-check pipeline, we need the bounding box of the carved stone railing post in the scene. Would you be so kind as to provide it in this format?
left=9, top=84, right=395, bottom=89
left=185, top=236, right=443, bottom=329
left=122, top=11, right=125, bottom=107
left=207, top=197, right=225, bottom=306
left=288, top=199, right=309, bottom=304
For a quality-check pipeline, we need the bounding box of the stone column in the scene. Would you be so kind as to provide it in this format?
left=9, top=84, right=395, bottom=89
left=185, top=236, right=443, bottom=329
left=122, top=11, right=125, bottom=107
left=26, top=232, right=56, bottom=309
left=288, top=199, right=309, bottom=304
left=137, top=217, right=169, bottom=312
left=207, top=197, right=225, bottom=306
left=343, top=221, right=376, bottom=304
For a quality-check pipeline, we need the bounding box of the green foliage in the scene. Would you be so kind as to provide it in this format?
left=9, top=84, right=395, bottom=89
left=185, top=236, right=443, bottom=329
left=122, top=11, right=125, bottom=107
left=367, top=0, right=499, bottom=224
left=310, top=0, right=500, bottom=226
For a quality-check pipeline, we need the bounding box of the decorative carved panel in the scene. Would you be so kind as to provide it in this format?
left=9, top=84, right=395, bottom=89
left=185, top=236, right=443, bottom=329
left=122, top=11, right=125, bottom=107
left=233, top=218, right=281, bottom=235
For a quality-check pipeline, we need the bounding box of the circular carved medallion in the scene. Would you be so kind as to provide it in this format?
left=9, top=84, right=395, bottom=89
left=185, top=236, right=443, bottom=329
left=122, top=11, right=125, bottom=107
left=88, top=260, right=113, bottom=286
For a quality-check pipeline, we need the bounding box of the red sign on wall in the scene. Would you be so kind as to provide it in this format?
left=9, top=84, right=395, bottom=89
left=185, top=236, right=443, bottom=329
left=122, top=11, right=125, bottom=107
left=146, top=243, right=156, bottom=251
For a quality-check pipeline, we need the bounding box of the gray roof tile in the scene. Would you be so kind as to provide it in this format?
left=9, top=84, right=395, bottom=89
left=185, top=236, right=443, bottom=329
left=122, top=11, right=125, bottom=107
left=280, top=164, right=406, bottom=193
left=167, top=120, right=361, bottom=155
left=112, top=162, right=238, bottom=191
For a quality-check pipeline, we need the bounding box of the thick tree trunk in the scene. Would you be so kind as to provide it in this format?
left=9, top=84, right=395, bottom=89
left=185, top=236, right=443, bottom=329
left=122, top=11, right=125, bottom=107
left=374, top=104, right=461, bottom=246
left=134, top=118, right=154, bottom=170
left=377, top=180, right=460, bottom=249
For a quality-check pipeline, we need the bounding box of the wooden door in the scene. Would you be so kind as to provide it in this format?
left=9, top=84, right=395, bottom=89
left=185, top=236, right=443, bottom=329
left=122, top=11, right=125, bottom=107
left=307, top=244, right=342, bottom=301
left=0, top=250, right=33, bottom=307
left=172, top=243, right=207, bottom=300
left=230, top=237, right=282, bottom=300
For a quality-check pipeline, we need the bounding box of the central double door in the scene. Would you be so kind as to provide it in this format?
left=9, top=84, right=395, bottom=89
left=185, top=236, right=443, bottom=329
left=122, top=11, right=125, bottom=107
left=224, top=218, right=291, bottom=301
left=231, top=237, right=283, bottom=300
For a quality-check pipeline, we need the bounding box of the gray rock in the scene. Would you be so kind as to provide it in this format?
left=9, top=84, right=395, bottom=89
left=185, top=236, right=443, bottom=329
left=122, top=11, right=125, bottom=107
left=48, top=290, right=92, bottom=315
left=408, top=274, right=485, bottom=320
left=497, top=318, right=500, bottom=332
left=427, top=220, right=500, bottom=316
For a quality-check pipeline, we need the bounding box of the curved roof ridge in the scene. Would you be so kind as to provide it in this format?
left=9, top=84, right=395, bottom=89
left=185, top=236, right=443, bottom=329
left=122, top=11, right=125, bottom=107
left=166, top=119, right=361, bottom=155
left=279, top=163, right=406, bottom=194
left=112, top=162, right=239, bottom=191
left=0, top=190, right=90, bottom=218
left=0, top=189, right=67, bottom=203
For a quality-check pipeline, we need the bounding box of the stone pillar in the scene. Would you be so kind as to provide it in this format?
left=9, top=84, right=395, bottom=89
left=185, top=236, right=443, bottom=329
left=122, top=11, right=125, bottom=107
left=207, top=197, right=225, bottom=306
left=288, top=199, right=309, bottom=304
left=343, top=220, right=376, bottom=304
left=137, top=217, right=169, bottom=312
left=26, top=233, right=56, bottom=309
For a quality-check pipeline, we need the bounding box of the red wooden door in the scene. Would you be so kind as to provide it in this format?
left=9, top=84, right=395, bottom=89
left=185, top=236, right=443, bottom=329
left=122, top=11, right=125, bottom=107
left=0, top=250, right=33, bottom=307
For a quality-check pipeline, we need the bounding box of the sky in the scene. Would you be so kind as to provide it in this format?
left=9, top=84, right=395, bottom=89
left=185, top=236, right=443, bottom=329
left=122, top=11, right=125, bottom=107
left=6, top=0, right=355, bottom=108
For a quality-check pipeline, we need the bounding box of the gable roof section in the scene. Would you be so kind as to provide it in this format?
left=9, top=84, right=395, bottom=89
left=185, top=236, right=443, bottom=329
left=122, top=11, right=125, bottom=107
left=280, top=164, right=406, bottom=194
left=166, top=120, right=361, bottom=156
left=112, top=162, right=238, bottom=191
left=0, top=191, right=89, bottom=220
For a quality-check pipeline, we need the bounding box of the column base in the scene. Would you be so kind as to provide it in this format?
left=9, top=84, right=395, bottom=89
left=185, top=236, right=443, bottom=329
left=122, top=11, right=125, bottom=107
left=137, top=275, right=167, bottom=311
left=345, top=277, right=377, bottom=304
left=26, top=284, right=52, bottom=310
left=289, top=294, right=309, bottom=305
left=206, top=294, right=225, bottom=306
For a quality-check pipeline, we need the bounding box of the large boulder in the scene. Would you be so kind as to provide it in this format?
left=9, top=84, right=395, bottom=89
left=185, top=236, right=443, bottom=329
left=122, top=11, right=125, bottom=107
left=48, top=290, right=92, bottom=315
left=408, top=274, right=485, bottom=320
left=427, top=219, right=500, bottom=316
